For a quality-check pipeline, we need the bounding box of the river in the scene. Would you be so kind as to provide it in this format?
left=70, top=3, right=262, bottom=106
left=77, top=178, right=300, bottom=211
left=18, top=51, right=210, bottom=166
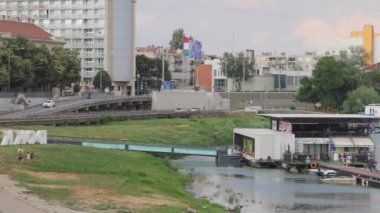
left=173, top=156, right=380, bottom=213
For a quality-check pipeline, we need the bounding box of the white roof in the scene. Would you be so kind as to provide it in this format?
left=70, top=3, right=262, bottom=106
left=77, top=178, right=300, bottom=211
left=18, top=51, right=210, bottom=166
left=331, top=137, right=375, bottom=147
left=351, top=137, right=375, bottom=147
left=331, top=137, right=354, bottom=147
left=261, top=114, right=376, bottom=119
left=234, top=128, right=292, bottom=138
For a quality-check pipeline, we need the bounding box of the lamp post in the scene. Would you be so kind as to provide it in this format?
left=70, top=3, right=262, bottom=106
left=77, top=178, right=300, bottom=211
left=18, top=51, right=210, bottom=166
left=8, top=49, right=11, bottom=92
left=100, top=70, right=102, bottom=92
left=137, top=73, right=140, bottom=95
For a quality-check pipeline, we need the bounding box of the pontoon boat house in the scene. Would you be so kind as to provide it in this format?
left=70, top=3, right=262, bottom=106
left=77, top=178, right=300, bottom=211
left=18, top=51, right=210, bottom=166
left=233, top=114, right=379, bottom=164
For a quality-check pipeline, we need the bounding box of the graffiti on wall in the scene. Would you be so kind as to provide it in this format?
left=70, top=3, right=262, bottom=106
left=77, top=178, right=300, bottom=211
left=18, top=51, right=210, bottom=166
left=1, top=130, right=47, bottom=146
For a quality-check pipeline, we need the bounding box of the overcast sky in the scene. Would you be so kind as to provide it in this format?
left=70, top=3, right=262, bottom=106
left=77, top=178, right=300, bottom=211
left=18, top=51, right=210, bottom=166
left=136, top=0, right=380, bottom=56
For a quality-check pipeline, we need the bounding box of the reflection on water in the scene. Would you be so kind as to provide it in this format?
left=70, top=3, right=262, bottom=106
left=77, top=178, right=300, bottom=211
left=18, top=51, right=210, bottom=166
left=173, top=156, right=380, bottom=213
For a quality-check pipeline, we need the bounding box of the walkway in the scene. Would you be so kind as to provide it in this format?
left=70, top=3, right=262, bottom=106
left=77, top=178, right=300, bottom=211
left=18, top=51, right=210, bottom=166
left=0, top=175, right=85, bottom=213
left=319, top=163, right=380, bottom=180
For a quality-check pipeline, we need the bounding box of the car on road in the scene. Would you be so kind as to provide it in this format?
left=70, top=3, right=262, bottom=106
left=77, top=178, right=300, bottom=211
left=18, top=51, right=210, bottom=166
left=174, top=108, right=187, bottom=113
left=42, top=100, right=55, bottom=108
left=190, top=108, right=201, bottom=112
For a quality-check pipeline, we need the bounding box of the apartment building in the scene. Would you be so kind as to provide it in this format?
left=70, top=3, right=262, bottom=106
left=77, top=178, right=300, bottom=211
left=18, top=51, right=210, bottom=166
left=0, top=0, right=136, bottom=94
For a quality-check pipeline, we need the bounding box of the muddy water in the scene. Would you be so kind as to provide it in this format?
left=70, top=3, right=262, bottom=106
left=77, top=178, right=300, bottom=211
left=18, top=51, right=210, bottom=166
left=173, top=156, right=380, bottom=213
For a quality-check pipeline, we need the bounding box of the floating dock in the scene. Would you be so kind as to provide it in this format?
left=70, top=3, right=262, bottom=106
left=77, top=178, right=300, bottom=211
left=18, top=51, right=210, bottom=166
left=319, top=163, right=380, bottom=188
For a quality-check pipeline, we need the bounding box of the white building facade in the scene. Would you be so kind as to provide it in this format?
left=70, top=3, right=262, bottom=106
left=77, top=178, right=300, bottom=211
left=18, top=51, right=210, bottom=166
left=0, top=0, right=136, bottom=94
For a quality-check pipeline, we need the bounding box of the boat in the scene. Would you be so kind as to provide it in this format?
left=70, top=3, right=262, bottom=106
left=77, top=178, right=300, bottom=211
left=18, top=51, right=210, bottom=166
left=308, top=169, right=335, bottom=176
left=321, top=176, right=356, bottom=184
left=320, top=169, right=356, bottom=184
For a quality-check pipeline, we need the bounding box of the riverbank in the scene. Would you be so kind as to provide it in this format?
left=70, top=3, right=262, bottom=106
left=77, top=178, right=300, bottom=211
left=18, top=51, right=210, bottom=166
left=0, top=145, right=224, bottom=212
left=10, top=111, right=268, bottom=147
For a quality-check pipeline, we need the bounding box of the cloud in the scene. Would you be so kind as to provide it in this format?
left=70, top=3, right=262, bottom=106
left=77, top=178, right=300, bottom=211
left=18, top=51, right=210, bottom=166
left=294, top=18, right=334, bottom=48
left=222, top=0, right=279, bottom=10
left=294, top=12, right=380, bottom=49
left=136, top=12, right=155, bottom=30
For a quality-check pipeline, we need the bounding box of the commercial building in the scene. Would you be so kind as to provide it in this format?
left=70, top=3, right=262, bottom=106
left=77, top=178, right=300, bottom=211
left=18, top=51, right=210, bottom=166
left=0, top=0, right=137, bottom=95
left=233, top=114, right=378, bottom=167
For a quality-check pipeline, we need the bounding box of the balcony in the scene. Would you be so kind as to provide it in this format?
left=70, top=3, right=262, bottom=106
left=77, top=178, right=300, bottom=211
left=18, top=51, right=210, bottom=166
left=82, top=71, right=95, bottom=78
left=82, top=53, right=94, bottom=58
left=82, top=62, right=94, bottom=67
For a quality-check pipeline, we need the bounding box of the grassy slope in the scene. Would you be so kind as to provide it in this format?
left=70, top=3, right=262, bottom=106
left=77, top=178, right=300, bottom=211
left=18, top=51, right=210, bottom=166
left=0, top=145, right=224, bottom=212
left=1, top=112, right=268, bottom=212
left=13, top=112, right=269, bottom=147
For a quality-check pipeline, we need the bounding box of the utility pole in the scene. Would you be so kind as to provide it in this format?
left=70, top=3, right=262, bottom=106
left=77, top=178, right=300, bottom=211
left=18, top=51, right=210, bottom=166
left=161, top=48, right=165, bottom=90
left=242, top=53, right=245, bottom=92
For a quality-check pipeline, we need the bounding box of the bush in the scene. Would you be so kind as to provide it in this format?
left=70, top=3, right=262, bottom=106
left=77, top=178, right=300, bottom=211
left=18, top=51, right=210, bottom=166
left=99, top=114, right=114, bottom=124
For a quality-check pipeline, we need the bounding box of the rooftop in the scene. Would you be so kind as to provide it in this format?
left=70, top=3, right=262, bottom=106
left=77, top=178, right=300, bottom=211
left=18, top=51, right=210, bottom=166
left=0, top=19, right=54, bottom=42
left=261, top=113, right=377, bottom=120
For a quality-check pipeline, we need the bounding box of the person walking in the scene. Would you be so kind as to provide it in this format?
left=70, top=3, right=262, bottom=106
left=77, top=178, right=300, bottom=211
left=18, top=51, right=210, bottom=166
left=17, top=146, right=24, bottom=164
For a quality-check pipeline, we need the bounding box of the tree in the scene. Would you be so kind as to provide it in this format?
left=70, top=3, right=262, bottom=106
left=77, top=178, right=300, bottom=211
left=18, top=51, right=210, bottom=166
left=296, top=77, right=319, bottom=108
left=30, top=45, right=55, bottom=91
left=339, top=46, right=368, bottom=68
left=52, top=47, right=81, bottom=91
left=169, top=28, right=184, bottom=50
left=4, top=37, right=36, bottom=92
left=93, top=70, right=112, bottom=91
left=0, top=47, right=10, bottom=91
left=343, top=86, right=380, bottom=113
left=296, top=57, right=361, bottom=110
left=362, top=70, right=380, bottom=93
left=136, top=55, right=170, bottom=90
left=221, top=52, right=254, bottom=91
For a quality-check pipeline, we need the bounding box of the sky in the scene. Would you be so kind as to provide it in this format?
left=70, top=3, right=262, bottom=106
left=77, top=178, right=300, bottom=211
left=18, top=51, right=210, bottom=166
left=136, top=0, right=380, bottom=56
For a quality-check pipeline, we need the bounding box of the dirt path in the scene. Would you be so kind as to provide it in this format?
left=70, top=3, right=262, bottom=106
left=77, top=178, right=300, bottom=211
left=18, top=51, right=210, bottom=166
left=0, top=175, right=86, bottom=213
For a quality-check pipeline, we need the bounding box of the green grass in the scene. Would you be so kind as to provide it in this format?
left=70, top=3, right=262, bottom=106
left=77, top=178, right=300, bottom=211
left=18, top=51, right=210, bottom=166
left=0, top=144, right=224, bottom=212
left=0, top=113, right=268, bottom=212
left=12, top=112, right=269, bottom=147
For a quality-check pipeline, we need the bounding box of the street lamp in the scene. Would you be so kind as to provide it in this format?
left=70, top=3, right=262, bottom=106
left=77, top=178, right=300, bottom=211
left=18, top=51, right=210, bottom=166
left=137, top=73, right=140, bottom=95
left=100, top=70, right=102, bottom=92
left=8, top=49, right=10, bottom=92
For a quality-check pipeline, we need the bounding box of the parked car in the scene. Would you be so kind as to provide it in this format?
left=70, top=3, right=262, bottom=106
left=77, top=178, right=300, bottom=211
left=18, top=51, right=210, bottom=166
left=190, top=108, right=201, bottom=112
left=42, top=100, right=55, bottom=108
left=244, top=106, right=262, bottom=113
left=174, top=108, right=187, bottom=113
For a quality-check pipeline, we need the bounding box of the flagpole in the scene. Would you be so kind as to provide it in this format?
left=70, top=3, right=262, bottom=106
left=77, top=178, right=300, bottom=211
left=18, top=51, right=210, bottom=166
left=161, top=48, right=165, bottom=90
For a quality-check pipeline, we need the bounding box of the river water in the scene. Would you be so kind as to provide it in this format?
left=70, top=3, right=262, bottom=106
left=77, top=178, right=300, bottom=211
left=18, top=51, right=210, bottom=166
left=173, top=156, right=380, bottom=213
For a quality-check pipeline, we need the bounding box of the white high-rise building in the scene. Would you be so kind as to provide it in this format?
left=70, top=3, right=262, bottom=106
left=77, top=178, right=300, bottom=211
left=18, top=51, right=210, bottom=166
left=0, top=0, right=136, bottom=94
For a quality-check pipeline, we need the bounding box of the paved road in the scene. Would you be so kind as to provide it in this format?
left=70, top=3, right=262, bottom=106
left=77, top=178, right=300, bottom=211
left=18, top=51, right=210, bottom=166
left=0, top=190, right=45, bottom=213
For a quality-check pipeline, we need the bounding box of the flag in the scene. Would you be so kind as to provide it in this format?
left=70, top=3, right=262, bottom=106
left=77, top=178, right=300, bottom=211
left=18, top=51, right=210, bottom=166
left=183, top=35, right=191, bottom=56
left=183, top=35, right=202, bottom=58
left=191, top=40, right=202, bottom=59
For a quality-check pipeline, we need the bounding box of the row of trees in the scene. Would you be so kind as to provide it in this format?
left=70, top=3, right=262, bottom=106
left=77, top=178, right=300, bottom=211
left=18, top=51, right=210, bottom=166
left=0, top=37, right=81, bottom=92
left=136, top=54, right=170, bottom=91
left=296, top=47, right=380, bottom=113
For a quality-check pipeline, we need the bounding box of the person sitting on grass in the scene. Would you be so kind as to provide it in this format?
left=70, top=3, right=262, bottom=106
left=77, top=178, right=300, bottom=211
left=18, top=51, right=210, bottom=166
left=26, top=151, right=31, bottom=163
left=30, top=151, right=34, bottom=163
